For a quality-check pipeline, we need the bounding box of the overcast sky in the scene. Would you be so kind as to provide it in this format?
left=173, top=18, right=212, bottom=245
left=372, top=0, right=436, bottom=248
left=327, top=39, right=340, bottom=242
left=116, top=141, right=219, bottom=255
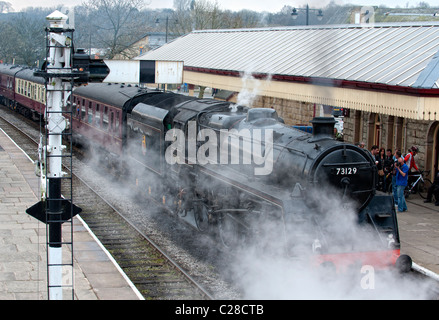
left=6, top=0, right=439, bottom=13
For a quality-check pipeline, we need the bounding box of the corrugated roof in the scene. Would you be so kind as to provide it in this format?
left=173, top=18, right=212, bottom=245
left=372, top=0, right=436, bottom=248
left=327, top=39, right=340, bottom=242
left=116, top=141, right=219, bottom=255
left=136, top=22, right=439, bottom=89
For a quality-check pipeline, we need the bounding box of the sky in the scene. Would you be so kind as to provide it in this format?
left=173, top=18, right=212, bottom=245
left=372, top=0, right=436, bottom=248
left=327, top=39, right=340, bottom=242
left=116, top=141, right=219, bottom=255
left=5, top=0, right=439, bottom=13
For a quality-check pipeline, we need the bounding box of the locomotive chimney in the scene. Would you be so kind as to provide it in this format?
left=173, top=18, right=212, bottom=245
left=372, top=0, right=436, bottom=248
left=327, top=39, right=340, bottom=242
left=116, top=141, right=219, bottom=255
left=309, top=117, right=336, bottom=141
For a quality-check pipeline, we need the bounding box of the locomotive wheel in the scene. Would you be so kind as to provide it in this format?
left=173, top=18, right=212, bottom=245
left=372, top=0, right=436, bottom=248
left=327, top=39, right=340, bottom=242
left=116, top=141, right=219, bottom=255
left=218, top=213, right=246, bottom=250
left=194, top=203, right=210, bottom=232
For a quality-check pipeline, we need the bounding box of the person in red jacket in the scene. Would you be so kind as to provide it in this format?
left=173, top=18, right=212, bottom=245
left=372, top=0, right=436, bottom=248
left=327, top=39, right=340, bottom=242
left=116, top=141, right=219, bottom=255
left=404, top=146, right=419, bottom=173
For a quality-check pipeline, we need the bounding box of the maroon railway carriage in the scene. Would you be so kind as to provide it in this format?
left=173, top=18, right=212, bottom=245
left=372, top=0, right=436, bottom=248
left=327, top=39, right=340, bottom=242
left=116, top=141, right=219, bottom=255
left=0, top=64, right=16, bottom=107
left=70, top=83, right=179, bottom=157
left=0, top=64, right=46, bottom=120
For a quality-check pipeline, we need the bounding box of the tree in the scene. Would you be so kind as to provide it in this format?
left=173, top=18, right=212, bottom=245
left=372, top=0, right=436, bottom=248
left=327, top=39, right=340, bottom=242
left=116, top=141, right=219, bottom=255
left=0, top=1, right=13, bottom=13
left=169, top=0, right=263, bottom=37
left=82, top=0, right=151, bottom=59
left=13, top=9, right=47, bottom=66
left=0, top=21, right=19, bottom=63
left=0, top=7, right=50, bottom=66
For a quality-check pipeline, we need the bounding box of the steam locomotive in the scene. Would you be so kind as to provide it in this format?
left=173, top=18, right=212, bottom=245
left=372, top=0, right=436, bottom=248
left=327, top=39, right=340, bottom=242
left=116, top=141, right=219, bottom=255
left=0, top=64, right=411, bottom=272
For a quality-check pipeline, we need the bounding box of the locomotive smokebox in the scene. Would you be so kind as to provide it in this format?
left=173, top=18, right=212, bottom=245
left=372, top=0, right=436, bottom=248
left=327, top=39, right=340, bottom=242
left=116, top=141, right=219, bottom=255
left=310, top=117, right=336, bottom=141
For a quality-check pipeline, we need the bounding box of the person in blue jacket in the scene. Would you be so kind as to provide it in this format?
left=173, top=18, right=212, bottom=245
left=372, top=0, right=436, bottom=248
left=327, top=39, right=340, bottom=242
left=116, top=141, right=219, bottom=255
left=395, top=157, right=409, bottom=212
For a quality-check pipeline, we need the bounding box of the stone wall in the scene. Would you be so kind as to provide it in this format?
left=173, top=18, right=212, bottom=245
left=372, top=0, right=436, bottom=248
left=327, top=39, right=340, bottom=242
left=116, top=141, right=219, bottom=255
left=252, top=96, right=316, bottom=126
left=343, top=111, right=434, bottom=170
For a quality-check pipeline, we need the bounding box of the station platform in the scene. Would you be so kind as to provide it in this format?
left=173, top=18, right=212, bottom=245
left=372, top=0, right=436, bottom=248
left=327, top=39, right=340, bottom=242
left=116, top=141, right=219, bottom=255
left=399, top=196, right=439, bottom=276
left=0, top=128, right=143, bottom=300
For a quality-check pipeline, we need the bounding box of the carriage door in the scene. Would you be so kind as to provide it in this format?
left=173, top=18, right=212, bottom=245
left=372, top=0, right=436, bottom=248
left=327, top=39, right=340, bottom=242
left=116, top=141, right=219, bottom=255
left=435, top=124, right=439, bottom=177
left=374, top=114, right=381, bottom=147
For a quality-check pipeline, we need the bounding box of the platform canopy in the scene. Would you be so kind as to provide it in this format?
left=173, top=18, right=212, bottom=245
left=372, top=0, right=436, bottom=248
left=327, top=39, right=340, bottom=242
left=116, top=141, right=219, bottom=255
left=137, top=22, right=439, bottom=120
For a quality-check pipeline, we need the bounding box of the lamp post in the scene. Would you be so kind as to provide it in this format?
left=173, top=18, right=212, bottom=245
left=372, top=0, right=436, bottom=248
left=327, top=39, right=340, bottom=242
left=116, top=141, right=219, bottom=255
left=291, top=4, right=323, bottom=25
left=155, top=16, right=169, bottom=43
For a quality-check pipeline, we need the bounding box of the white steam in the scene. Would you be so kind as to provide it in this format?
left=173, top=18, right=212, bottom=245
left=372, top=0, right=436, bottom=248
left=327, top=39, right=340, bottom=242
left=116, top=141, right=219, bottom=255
left=228, top=191, right=433, bottom=300
left=236, top=70, right=272, bottom=108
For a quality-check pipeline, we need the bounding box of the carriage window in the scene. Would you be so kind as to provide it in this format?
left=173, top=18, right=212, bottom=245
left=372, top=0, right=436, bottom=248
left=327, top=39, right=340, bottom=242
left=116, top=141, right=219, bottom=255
left=95, top=104, right=100, bottom=127
left=88, top=102, right=93, bottom=124
left=110, top=111, right=114, bottom=132
left=74, top=97, right=80, bottom=118
left=81, top=100, right=86, bottom=120
left=115, top=111, right=120, bottom=133
left=103, top=106, right=109, bottom=130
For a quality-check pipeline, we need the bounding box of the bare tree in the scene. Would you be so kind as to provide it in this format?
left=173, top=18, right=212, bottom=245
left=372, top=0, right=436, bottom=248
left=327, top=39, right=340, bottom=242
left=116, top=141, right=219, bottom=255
left=0, top=1, right=13, bottom=13
left=0, top=22, right=19, bottom=63
left=13, top=11, right=47, bottom=66
left=82, top=0, right=151, bottom=59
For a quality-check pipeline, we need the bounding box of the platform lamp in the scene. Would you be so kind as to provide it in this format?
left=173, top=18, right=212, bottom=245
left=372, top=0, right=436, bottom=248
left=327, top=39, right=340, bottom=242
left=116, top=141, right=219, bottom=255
left=155, top=17, right=178, bottom=43
left=291, top=4, right=323, bottom=25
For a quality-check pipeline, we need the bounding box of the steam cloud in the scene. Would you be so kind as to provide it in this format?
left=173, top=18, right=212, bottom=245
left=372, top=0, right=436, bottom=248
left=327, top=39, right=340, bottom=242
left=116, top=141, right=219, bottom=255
left=236, top=70, right=272, bottom=108
left=227, top=191, right=433, bottom=300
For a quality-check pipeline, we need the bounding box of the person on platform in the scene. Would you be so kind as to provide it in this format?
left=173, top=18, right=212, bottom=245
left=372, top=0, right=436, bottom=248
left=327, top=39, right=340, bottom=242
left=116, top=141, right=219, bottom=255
left=370, top=145, right=379, bottom=159
left=376, top=147, right=386, bottom=191
left=383, top=149, right=394, bottom=192
left=392, top=150, right=402, bottom=204
left=424, top=172, right=439, bottom=206
left=395, top=157, right=409, bottom=212
left=404, top=146, right=419, bottom=173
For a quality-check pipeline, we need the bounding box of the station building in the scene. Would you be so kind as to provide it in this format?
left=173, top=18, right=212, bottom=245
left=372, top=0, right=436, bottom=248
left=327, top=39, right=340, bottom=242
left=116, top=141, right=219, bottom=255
left=137, top=22, right=439, bottom=179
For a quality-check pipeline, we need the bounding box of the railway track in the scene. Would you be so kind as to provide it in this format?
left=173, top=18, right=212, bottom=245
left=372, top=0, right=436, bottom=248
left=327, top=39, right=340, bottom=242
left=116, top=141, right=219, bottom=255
left=0, top=106, right=214, bottom=300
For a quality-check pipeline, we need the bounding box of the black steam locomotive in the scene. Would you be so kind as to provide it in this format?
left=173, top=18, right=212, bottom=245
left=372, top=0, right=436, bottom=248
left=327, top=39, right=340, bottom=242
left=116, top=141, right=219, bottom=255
left=72, top=84, right=409, bottom=272
left=0, top=68, right=411, bottom=272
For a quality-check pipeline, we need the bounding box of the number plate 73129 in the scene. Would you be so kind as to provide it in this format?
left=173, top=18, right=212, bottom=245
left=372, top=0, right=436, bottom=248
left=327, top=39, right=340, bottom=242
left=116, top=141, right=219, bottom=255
left=334, top=167, right=358, bottom=175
